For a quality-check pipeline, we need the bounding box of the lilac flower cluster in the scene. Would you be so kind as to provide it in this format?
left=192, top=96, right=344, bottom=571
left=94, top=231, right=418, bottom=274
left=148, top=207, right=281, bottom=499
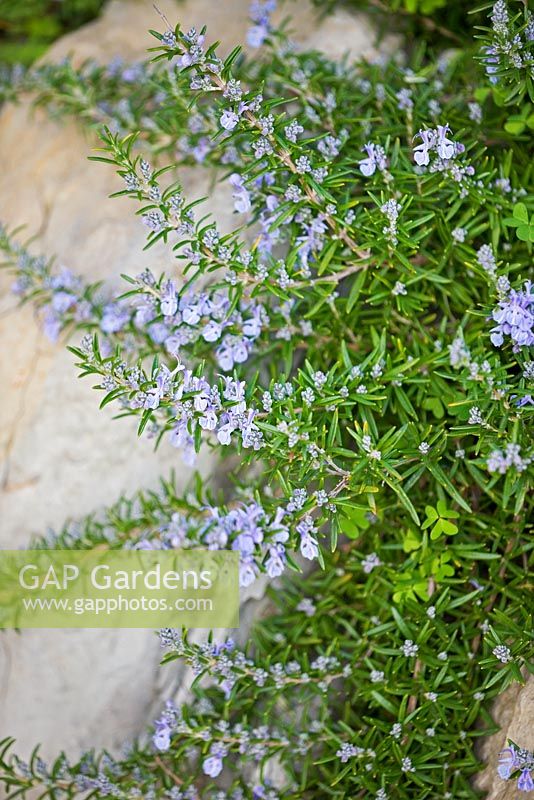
left=219, top=87, right=263, bottom=133
left=135, top=274, right=268, bottom=372
left=448, top=329, right=506, bottom=394
left=483, top=0, right=532, bottom=82
left=491, top=1, right=509, bottom=35
left=490, top=281, right=534, bottom=349
left=493, top=644, right=512, bottom=663
left=412, top=124, right=474, bottom=187
left=152, top=700, right=185, bottom=751
left=247, top=0, right=277, bottom=49
left=497, top=743, right=534, bottom=793
left=170, top=372, right=263, bottom=461
left=134, top=491, right=320, bottom=587
left=203, top=743, right=229, bottom=778
left=151, top=690, right=299, bottom=777
left=229, top=173, right=252, bottom=214
left=477, top=244, right=498, bottom=280
left=483, top=46, right=501, bottom=84
left=93, top=350, right=263, bottom=463
left=487, top=443, right=531, bottom=475
left=11, top=259, right=92, bottom=341
left=359, top=142, right=388, bottom=177
left=192, top=501, right=290, bottom=587
left=381, top=199, right=401, bottom=245
left=396, top=88, right=413, bottom=112
left=336, top=742, right=376, bottom=764
left=413, top=125, right=464, bottom=167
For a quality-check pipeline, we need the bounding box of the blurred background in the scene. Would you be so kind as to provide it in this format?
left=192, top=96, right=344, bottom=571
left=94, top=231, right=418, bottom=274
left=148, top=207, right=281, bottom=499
left=0, top=0, right=486, bottom=69
left=0, top=0, right=106, bottom=66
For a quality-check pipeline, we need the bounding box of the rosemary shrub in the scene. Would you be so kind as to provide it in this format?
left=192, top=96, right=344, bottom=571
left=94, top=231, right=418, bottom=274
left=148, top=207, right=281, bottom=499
left=0, top=0, right=533, bottom=797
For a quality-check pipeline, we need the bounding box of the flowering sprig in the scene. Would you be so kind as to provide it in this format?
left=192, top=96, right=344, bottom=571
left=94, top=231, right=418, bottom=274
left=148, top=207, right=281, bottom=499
left=158, top=628, right=351, bottom=700
left=0, top=223, right=273, bottom=374
left=70, top=337, right=263, bottom=463
left=497, top=741, right=534, bottom=793
left=0, top=224, right=114, bottom=342
left=479, top=0, right=534, bottom=102
left=150, top=23, right=369, bottom=261
left=0, top=57, right=156, bottom=133
left=490, top=280, right=534, bottom=349
left=246, top=0, right=277, bottom=49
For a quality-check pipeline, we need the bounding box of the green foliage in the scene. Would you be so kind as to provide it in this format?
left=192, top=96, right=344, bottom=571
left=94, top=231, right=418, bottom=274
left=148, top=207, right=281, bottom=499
left=311, top=0, right=486, bottom=45
left=503, top=201, right=534, bottom=242
left=422, top=501, right=460, bottom=540
left=0, top=0, right=104, bottom=65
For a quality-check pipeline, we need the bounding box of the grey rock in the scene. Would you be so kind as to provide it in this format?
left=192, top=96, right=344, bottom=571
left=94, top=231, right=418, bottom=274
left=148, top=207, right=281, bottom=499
left=475, top=675, right=534, bottom=800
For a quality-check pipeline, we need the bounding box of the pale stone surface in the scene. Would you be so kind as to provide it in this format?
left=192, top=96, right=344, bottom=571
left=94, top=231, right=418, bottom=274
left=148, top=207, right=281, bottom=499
left=475, top=675, right=534, bottom=800
left=40, top=0, right=388, bottom=66
left=0, top=0, right=389, bottom=772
